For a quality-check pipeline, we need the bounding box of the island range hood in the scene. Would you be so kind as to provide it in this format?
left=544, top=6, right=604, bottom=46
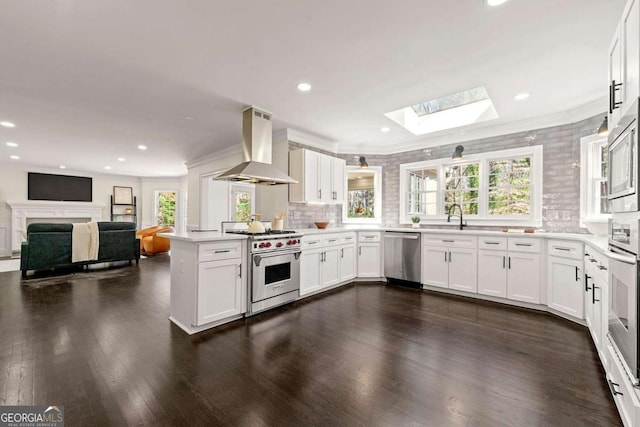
left=215, top=107, right=297, bottom=185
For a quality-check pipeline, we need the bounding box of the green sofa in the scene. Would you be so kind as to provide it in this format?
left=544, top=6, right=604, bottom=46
left=20, top=222, right=140, bottom=277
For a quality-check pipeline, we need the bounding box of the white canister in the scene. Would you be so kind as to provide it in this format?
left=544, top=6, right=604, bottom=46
left=273, top=218, right=284, bottom=231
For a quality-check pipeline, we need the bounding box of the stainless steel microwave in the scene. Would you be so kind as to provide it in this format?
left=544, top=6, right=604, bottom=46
left=608, top=98, right=639, bottom=212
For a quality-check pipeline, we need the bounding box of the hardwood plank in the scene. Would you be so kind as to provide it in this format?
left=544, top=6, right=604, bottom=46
left=0, top=258, right=621, bottom=426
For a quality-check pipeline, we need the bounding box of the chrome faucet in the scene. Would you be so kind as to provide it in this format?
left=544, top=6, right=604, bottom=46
left=447, top=204, right=467, bottom=230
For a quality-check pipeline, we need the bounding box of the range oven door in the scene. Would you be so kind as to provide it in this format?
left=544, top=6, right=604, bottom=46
left=608, top=101, right=638, bottom=212
left=252, top=251, right=301, bottom=303
left=608, top=246, right=640, bottom=384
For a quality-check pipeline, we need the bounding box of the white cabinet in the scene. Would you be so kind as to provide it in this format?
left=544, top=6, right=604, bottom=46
left=289, top=149, right=346, bottom=204
left=300, top=232, right=356, bottom=296
left=357, top=232, right=382, bottom=278
left=422, top=234, right=477, bottom=292
left=300, top=247, right=323, bottom=296
left=507, top=252, right=541, bottom=304
left=477, top=237, right=541, bottom=303
left=584, top=246, right=609, bottom=364
left=609, top=0, right=640, bottom=129
left=547, top=240, right=584, bottom=319
left=168, top=239, right=247, bottom=334
left=339, top=244, right=356, bottom=282
left=197, top=258, right=243, bottom=325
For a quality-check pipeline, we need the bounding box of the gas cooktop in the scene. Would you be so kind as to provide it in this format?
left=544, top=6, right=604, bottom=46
left=225, top=229, right=297, bottom=236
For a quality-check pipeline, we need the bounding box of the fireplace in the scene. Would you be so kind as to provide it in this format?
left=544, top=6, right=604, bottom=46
left=7, top=201, right=104, bottom=251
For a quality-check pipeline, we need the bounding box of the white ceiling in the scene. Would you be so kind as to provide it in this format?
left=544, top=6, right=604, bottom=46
left=0, top=0, right=626, bottom=177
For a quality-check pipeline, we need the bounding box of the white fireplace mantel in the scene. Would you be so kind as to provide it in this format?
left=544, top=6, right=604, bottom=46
left=7, top=200, right=105, bottom=251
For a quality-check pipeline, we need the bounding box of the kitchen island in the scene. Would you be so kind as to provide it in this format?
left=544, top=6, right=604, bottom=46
left=159, top=231, right=248, bottom=334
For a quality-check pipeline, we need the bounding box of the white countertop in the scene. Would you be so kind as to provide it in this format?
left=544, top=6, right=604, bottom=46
left=158, top=231, right=248, bottom=242
left=159, top=226, right=613, bottom=256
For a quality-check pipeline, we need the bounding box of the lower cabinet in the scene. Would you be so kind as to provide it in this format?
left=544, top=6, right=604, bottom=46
left=168, top=239, right=246, bottom=334
left=197, top=258, right=244, bottom=325
left=607, top=342, right=640, bottom=427
left=300, top=233, right=357, bottom=296
left=422, top=234, right=478, bottom=292
left=300, top=248, right=323, bottom=296
left=584, top=245, right=609, bottom=362
left=339, top=244, right=356, bottom=282
left=547, top=256, right=584, bottom=319
left=358, top=232, right=382, bottom=278
left=477, top=237, right=541, bottom=303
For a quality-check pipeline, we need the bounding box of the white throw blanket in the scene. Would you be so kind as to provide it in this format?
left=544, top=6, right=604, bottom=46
left=71, top=222, right=99, bottom=262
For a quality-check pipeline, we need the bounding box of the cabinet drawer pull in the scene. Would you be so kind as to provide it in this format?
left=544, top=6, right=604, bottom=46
left=484, top=241, right=500, bottom=245
left=345, top=237, right=353, bottom=240
left=554, top=247, right=571, bottom=251
left=585, top=274, right=591, bottom=292
left=442, top=239, right=454, bottom=243
left=515, top=243, right=532, bottom=247
left=575, top=266, right=580, bottom=281
left=215, top=249, right=231, bottom=254
left=328, top=239, right=338, bottom=242
left=503, top=256, right=505, bottom=269
left=363, top=235, right=376, bottom=239
left=590, top=258, right=597, bottom=263
left=598, top=265, right=607, bottom=271
left=307, top=241, right=319, bottom=245
left=584, top=252, right=590, bottom=257
left=608, top=379, right=624, bottom=396
left=592, top=285, right=600, bottom=304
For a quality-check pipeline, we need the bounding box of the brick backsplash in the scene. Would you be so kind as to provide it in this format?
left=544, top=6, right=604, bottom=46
left=287, top=114, right=603, bottom=233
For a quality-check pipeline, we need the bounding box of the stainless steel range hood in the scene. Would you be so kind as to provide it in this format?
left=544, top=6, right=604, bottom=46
left=215, top=107, right=297, bottom=185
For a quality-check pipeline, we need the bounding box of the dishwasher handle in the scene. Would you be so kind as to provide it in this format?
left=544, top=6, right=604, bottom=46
left=385, top=234, right=420, bottom=240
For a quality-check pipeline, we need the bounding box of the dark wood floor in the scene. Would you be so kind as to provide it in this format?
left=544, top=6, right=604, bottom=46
left=0, top=257, right=621, bottom=426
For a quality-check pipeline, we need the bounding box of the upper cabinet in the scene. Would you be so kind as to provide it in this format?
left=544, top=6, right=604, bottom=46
left=289, top=148, right=346, bottom=204
left=609, top=0, right=639, bottom=130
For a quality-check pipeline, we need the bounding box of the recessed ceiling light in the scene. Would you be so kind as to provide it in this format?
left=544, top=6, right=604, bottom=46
left=184, top=115, right=196, bottom=121
left=10, top=155, right=19, bottom=160
left=137, top=145, right=147, bottom=150
left=297, top=82, right=312, bottom=92
left=514, top=92, right=530, bottom=101
left=104, top=166, right=112, bottom=170
left=6, top=142, right=18, bottom=147
left=117, top=157, right=125, bottom=162
left=487, top=0, right=508, bottom=6
left=380, top=127, right=390, bottom=133
left=0, top=121, right=15, bottom=128
left=59, top=165, right=66, bottom=169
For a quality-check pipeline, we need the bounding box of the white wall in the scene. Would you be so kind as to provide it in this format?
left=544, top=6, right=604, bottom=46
left=186, top=149, right=243, bottom=229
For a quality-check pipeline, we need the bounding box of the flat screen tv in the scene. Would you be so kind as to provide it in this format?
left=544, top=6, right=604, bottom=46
left=28, top=172, right=93, bottom=202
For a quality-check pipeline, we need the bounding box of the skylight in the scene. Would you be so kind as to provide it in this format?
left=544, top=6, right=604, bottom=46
left=385, top=86, right=499, bottom=136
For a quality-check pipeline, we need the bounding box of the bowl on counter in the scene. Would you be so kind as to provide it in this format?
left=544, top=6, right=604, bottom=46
left=314, top=221, right=329, bottom=229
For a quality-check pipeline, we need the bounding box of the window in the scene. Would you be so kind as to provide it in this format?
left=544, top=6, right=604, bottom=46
left=580, top=134, right=610, bottom=228
left=407, top=168, right=438, bottom=215
left=156, top=191, right=177, bottom=226
left=343, top=166, right=382, bottom=224
left=444, top=163, right=479, bottom=215
left=399, top=146, right=542, bottom=225
left=487, top=157, right=531, bottom=216
left=230, top=184, right=252, bottom=222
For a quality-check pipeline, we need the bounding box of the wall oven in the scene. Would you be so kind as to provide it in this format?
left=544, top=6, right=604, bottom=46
left=608, top=98, right=639, bottom=212
left=608, top=213, right=640, bottom=385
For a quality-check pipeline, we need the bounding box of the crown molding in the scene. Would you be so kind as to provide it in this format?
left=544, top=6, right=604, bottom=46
left=335, top=97, right=606, bottom=155
left=282, top=128, right=339, bottom=152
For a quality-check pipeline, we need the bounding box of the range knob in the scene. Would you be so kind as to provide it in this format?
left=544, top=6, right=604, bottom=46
left=276, top=242, right=284, bottom=247
left=265, top=242, right=272, bottom=248
left=259, top=242, right=266, bottom=248
left=287, top=240, right=294, bottom=245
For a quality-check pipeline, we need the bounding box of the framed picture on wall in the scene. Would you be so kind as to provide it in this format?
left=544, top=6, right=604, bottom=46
left=113, top=186, right=133, bottom=205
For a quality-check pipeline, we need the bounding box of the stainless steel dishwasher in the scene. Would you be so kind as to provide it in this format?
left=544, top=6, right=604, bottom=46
left=384, top=231, right=421, bottom=287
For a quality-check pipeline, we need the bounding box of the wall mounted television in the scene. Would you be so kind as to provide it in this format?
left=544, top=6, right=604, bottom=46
left=28, top=172, right=93, bottom=202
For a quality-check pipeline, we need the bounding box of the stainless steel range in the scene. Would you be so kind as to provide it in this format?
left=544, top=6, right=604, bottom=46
left=224, top=227, right=302, bottom=315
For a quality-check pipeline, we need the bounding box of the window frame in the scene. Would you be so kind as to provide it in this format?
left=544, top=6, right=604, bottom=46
left=399, top=146, right=543, bottom=226
left=580, top=134, right=610, bottom=226
left=342, top=165, right=382, bottom=224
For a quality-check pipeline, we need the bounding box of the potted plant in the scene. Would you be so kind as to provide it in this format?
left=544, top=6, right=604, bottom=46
left=411, top=215, right=421, bottom=229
